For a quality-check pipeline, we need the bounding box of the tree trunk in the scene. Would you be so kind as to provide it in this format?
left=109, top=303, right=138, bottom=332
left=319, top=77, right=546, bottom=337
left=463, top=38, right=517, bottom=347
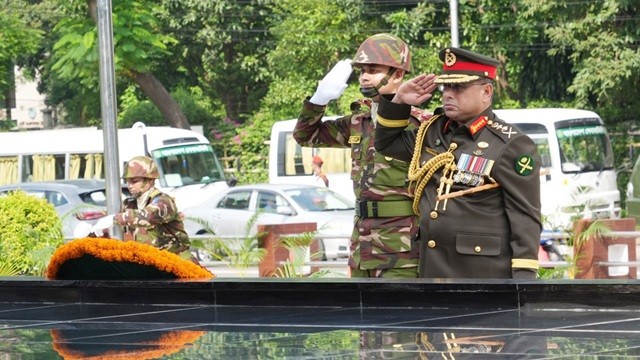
left=131, top=70, right=190, bottom=129
left=87, top=0, right=190, bottom=129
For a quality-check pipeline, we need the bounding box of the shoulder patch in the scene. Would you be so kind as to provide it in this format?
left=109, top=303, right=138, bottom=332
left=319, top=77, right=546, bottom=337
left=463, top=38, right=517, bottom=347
left=515, top=155, right=535, bottom=176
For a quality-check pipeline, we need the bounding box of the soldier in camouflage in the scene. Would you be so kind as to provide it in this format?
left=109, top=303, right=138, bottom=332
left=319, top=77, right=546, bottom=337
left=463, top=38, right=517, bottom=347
left=114, top=156, right=193, bottom=261
left=294, top=33, right=435, bottom=278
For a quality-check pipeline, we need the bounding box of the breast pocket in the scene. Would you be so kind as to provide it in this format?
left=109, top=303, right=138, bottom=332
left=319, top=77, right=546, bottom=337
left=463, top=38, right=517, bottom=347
left=456, top=233, right=502, bottom=257
left=370, top=152, right=408, bottom=187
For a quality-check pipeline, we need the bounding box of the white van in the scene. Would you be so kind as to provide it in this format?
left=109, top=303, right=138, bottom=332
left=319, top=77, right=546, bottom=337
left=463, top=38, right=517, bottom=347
left=494, top=108, right=620, bottom=229
left=0, top=122, right=230, bottom=209
left=268, top=117, right=355, bottom=203
left=269, top=109, right=621, bottom=229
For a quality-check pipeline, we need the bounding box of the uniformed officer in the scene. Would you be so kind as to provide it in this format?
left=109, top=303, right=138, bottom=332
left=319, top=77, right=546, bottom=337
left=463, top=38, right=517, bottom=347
left=293, top=33, right=436, bottom=278
left=374, top=47, right=542, bottom=279
left=92, top=156, right=194, bottom=262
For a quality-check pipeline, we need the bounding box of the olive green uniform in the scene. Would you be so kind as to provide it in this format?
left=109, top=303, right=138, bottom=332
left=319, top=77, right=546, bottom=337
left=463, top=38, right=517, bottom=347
left=375, top=97, right=541, bottom=279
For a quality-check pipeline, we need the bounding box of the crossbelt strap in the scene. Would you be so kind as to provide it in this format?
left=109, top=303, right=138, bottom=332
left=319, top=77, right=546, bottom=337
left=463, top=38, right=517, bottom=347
left=356, top=200, right=416, bottom=218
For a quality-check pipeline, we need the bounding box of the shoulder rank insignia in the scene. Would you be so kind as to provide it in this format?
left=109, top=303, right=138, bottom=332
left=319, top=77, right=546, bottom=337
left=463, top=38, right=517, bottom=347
left=348, top=135, right=361, bottom=144
left=515, top=155, right=535, bottom=175
left=487, top=119, right=518, bottom=139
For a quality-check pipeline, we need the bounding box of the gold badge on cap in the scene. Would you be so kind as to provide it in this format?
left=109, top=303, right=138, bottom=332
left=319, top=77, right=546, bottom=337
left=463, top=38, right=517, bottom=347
left=444, top=49, right=457, bottom=66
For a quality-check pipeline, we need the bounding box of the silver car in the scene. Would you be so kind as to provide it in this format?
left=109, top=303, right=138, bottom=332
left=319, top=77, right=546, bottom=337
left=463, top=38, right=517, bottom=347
left=0, top=180, right=130, bottom=240
left=182, top=183, right=354, bottom=260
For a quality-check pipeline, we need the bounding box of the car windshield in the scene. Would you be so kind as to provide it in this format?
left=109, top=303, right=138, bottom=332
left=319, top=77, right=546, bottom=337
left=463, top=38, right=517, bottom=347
left=285, top=187, right=353, bottom=212
left=153, top=144, right=226, bottom=187
left=556, top=124, right=614, bottom=173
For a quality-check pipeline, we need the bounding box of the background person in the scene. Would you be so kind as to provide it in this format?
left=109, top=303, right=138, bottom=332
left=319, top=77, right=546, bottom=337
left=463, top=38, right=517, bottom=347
left=374, top=47, right=541, bottom=279
left=293, top=33, right=434, bottom=278
left=311, top=155, right=329, bottom=187
left=92, top=156, right=195, bottom=262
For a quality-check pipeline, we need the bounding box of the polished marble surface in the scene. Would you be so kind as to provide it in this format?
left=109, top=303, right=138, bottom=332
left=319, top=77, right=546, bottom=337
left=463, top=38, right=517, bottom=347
left=1, top=278, right=640, bottom=358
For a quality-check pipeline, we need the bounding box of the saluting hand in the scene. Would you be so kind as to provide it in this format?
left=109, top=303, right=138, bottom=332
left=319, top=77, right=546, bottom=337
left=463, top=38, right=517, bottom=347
left=392, top=73, right=437, bottom=106
left=309, top=59, right=353, bottom=105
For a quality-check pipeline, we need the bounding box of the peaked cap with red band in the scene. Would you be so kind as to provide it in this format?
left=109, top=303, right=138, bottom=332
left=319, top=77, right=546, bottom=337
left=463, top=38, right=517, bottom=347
left=434, top=47, right=501, bottom=84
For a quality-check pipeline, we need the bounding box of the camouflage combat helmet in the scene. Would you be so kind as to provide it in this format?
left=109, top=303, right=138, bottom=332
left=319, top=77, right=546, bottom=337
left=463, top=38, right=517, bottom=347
left=122, top=156, right=159, bottom=179
left=352, top=33, right=412, bottom=73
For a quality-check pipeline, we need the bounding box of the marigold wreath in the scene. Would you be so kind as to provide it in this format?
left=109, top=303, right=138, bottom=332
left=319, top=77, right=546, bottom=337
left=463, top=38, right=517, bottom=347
left=51, top=329, right=206, bottom=360
left=46, top=237, right=214, bottom=280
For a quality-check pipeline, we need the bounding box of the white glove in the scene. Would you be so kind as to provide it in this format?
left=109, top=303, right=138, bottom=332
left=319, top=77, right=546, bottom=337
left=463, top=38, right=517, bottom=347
left=309, top=59, right=353, bottom=105
left=91, top=214, right=115, bottom=233
left=73, top=222, right=93, bottom=238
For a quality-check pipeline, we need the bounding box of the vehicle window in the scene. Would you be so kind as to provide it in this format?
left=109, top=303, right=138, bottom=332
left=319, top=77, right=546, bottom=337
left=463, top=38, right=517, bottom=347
left=282, top=132, right=351, bottom=176
left=22, top=155, right=66, bottom=182
left=44, top=191, right=68, bottom=207
left=218, top=191, right=251, bottom=210
left=85, top=191, right=108, bottom=206
left=257, top=192, right=286, bottom=213
left=286, top=187, right=352, bottom=211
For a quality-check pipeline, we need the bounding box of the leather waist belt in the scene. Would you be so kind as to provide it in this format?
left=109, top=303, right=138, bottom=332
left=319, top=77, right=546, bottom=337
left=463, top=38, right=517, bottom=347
left=355, top=200, right=416, bottom=218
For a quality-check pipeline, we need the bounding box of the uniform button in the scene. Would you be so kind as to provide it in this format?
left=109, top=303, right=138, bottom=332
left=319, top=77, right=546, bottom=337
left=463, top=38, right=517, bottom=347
left=428, top=240, right=436, bottom=248
left=474, top=246, right=482, bottom=253
left=430, top=211, right=438, bottom=219
left=450, top=142, right=458, bottom=150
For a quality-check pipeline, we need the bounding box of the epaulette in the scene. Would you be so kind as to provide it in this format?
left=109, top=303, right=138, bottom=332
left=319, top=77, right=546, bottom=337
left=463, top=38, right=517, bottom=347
left=485, top=117, right=520, bottom=143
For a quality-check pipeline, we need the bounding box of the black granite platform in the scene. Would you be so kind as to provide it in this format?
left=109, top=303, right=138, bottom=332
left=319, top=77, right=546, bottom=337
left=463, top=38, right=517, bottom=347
left=1, top=278, right=640, bottom=358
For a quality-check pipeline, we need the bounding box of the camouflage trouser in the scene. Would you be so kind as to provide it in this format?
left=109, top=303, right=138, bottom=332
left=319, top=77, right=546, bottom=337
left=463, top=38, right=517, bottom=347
left=350, top=267, right=418, bottom=278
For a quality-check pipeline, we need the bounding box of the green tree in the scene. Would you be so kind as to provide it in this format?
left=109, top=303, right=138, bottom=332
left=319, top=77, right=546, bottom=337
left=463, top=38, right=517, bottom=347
left=0, top=1, right=44, bottom=112
left=50, top=0, right=191, bottom=128
left=521, top=0, right=640, bottom=121
left=157, top=0, right=276, bottom=124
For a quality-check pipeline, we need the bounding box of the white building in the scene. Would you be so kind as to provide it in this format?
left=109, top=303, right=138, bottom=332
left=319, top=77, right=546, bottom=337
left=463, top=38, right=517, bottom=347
left=1, top=66, right=50, bottom=129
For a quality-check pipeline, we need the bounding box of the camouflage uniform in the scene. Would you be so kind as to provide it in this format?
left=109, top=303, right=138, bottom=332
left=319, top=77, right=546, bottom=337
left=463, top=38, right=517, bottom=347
left=295, top=99, right=430, bottom=277
left=295, top=34, right=432, bottom=278
left=115, top=188, right=190, bottom=255
left=115, top=156, right=192, bottom=260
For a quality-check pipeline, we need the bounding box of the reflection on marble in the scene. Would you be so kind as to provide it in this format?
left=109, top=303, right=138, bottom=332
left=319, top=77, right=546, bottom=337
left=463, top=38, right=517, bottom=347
left=0, top=278, right=639, bottom=358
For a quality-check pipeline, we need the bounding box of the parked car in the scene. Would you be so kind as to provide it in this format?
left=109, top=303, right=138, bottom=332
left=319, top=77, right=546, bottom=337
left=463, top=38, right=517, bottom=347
left=626, top=155, right=640, bottom=223
left=0, top=180, right=130, bottom=240
left=182, top=183, right=354, bottom=260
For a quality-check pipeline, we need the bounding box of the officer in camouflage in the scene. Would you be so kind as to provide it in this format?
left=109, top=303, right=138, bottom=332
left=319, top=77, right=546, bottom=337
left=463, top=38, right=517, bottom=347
left=93, top=156, right=193, bottom=261
left=293, top=33, right=436, bottom=278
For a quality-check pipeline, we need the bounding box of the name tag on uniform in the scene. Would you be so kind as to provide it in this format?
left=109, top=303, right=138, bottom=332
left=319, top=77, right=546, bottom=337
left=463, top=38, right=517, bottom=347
left=348, top=136, right=361, bottom=144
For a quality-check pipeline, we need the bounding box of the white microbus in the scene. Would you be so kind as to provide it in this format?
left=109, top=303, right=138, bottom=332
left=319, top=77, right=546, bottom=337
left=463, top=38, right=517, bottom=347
left=494, top=108, right=620, bottom=229
left=0, top=122, right=230, bottom=209
left=269, top=109, right=621, bottom=229
left=268, top=117, right=355, bottom=204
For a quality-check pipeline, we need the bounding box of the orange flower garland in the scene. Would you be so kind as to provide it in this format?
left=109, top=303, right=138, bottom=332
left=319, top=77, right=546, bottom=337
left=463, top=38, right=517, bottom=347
left=51, top=329, right=206, bottom=360
left=46, top=237, right=215, bottom=280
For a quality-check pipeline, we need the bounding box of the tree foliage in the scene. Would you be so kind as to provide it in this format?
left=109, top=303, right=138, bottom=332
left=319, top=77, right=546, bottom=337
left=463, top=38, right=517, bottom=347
left=6, top=0, right=640, bottom=191
left=0, top=1, right=44, bottom=92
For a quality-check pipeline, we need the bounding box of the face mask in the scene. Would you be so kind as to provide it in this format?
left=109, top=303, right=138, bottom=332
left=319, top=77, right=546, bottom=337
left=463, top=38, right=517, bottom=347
left=358, top=67, right=396, bottom=98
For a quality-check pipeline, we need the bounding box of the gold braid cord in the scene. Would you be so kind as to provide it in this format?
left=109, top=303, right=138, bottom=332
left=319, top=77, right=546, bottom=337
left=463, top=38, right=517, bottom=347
left=407, top=115, right=455, bottom=215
